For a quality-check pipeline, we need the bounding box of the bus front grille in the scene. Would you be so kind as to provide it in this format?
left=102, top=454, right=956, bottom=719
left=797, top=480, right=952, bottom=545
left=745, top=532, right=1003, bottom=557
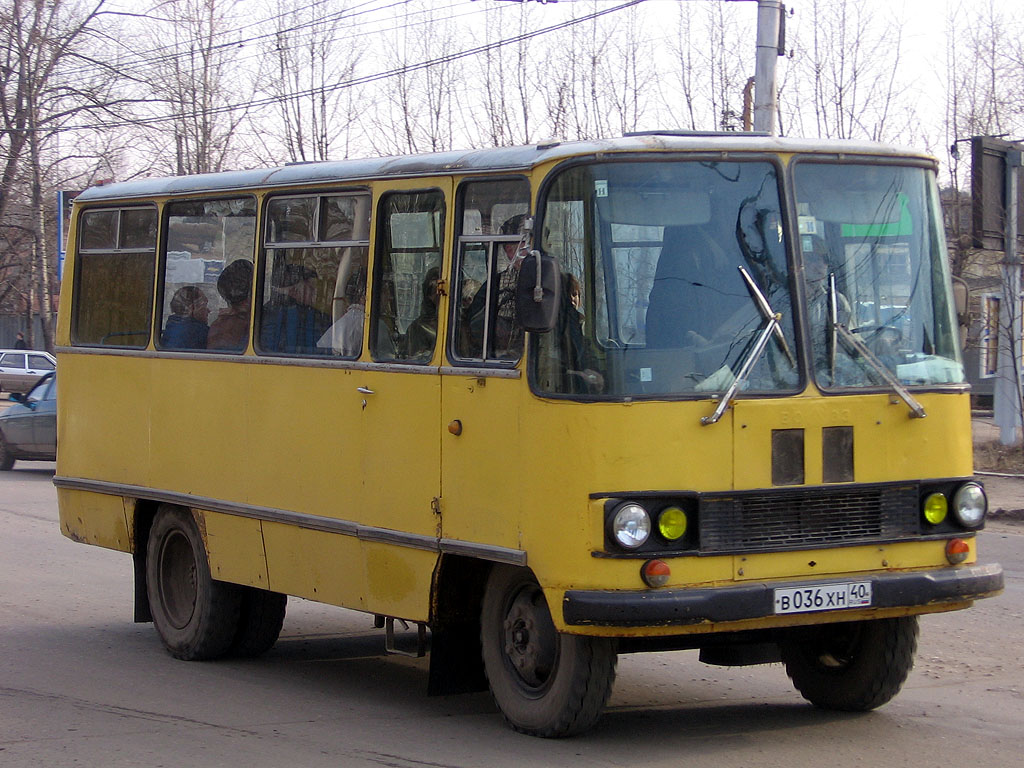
left=699, top=484, right=920, bottom=554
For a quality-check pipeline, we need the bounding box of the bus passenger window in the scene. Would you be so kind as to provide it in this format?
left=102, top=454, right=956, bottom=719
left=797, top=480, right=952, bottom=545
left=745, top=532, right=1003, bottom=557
left=161, top=198, right=257, bottom=353
left=371, top=190, right=445, bottom=363
left=259, top=193, right=370, bottom=358
left=72, top=207, right=157, bottom=348
left=451, top=178, right=530, bottom=363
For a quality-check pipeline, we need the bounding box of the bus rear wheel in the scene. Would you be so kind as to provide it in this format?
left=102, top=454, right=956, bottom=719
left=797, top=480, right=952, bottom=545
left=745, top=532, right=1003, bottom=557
left=480, top=565, right=617, bottom=737
left=780, top=616, right=919, bottom=711
left=146, top=505, right=241, bottom=660
left=230, top=587, right=287, bottom=657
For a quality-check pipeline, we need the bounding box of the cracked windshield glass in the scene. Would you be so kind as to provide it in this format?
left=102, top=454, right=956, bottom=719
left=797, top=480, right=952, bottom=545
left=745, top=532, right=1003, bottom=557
left=793, top=163, right=965, bottom=389
left=535, top=160, right=797, bottom=398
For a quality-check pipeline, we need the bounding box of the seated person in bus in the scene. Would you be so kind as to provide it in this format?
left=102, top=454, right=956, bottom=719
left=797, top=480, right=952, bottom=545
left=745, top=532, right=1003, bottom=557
left=400, top=267, right=441, bottom=361
left=161, top=285, right=210, bottom=350
left=208, top=259, right=253, bottom=351
left=317, top=269, right=367, bottom=357
left=464, top=214, right=527, bottom=359
left=260, top=262, right=331, bottom=355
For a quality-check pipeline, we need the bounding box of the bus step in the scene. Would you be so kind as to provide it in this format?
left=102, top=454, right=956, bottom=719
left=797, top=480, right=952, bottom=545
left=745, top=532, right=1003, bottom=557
left=384, top=617, right=427, bottom=658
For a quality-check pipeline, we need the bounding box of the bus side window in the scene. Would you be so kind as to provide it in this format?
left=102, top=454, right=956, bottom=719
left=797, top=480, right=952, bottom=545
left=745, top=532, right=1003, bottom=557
left=72, top=207, right=157, bottom=348
left=451, top=178, right=530, bottom=364
left=161, top=198, right=257, bottom=353
left=371, top=190, right=445, bottom=363
left=259, top=193, right=370, bottom=358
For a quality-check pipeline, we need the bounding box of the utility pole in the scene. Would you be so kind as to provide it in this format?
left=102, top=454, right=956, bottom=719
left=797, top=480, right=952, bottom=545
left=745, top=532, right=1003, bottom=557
left=752, top=0, right=785, bottom=135
left=995, top=146, right=1023, bottom=444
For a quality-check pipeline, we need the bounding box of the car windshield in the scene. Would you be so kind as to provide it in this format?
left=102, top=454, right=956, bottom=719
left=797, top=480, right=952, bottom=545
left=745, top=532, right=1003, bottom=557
left=533, top=159, right=798, bottom=398
left=793, top=162, right=964, bottom=389
left=26, top=374, right=54, bottom=403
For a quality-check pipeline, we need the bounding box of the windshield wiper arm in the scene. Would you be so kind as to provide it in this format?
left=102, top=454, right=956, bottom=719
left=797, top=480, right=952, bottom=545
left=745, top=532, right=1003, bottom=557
left=740, top=266, right=795, bottom=366
left=702, top=267, right=789, bottom=426
left=827, top=274, right=926, bottom=419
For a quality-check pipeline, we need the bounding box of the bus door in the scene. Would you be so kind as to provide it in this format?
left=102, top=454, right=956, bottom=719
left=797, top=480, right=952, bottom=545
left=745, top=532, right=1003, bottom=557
left=356, top=181, right=450, bottom=619
left=440, top=178, right=532, bottom=557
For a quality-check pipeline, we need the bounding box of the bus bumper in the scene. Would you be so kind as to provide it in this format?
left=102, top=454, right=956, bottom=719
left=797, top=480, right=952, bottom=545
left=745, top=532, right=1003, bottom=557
left=561, top=562, right=1004, bottom=627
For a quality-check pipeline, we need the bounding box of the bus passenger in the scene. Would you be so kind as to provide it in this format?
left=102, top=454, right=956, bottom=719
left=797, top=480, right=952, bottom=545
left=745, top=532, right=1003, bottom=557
left=261, top=262, right=331, bottom=355
left=318, top=269, right=366, bottom=357
left=161, top=286, right=210, bottom=349
left=401, top=267, right=441, bottom=360
left=557, top=273, right=603, bottom=393
left=465, top=214, right=526, bottom=359
left=208, top=260, right=253, bottom=351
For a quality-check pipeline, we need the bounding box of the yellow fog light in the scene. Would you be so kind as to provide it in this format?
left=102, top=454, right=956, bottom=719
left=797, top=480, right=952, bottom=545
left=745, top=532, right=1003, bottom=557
left=923, top=492, right=948, bottom=525
left=658, top=506, right=688, bottom=541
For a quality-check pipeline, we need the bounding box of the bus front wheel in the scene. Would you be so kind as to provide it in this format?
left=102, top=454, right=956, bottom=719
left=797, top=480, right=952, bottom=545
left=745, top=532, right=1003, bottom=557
left=480, top=565, right=617, bottom=737
left=146, top=505, right=241, bottom=660
left=780, top=616, right=919, bottom=711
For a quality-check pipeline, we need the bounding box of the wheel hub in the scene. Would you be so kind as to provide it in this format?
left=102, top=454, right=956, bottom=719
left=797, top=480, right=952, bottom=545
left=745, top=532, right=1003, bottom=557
left=159, top=530, right=199, bottom=630
left=502, top=587, right=556, bottom=690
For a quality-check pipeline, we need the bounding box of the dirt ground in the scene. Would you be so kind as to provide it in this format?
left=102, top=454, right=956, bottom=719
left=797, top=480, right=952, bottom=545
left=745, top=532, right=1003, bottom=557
left=972, top=415, right=1024, bottom=517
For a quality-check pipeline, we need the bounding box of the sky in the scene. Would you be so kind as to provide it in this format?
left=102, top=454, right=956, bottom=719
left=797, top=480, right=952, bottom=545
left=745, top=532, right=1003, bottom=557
left=89, top=0, right=1017, bottom=176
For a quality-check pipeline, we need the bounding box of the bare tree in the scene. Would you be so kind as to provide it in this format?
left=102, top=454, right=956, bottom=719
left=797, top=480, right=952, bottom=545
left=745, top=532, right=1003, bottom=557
left=784, top=0, right=913, bottom=142
left=0, top=0, right=117, bottom=351
left=661, top=1, right=747, bottom=132
left=136, top=0, right=257, bottom=175
left=260, top=0, right=364, bottom=163
left=476, top=2, right=535, bottom=147
left=363, top=1, right=461, bottom=156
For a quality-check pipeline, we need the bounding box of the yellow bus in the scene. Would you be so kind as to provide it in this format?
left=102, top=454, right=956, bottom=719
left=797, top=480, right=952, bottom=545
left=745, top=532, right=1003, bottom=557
left=55, top=133, right=1003, bottom=737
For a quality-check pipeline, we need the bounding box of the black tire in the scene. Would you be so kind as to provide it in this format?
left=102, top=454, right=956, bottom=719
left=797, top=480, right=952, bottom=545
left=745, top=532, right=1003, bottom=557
left=780, top=616, right=919, bottom=711
left=230, top=587, right=287, bottom=657
left=0, top=433, right=14, bottom=471
left=146, top=505, right=241, bottom=660
left=480, top=565, right=617, bottom=738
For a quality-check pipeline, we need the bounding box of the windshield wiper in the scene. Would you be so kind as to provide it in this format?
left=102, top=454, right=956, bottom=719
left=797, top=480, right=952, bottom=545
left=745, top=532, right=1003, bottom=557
left=828, top=273, right=926, bottom=419
left=702, top=266, right=788, bottom=425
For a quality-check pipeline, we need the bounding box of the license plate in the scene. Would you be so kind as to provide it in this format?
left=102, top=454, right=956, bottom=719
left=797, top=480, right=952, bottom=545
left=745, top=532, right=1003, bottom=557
left=773, top=582, right=872, bottom=615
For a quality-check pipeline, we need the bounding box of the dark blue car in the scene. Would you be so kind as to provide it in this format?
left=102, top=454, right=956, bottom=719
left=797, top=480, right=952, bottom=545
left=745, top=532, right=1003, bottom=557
left=0, top=371, right=56, bottom=470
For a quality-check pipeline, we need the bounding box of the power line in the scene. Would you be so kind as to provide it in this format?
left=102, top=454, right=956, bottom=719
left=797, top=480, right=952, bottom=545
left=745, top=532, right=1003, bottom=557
left=63, top=0, right=413, bottom=82
left=62, top=0, right=647, bottom=132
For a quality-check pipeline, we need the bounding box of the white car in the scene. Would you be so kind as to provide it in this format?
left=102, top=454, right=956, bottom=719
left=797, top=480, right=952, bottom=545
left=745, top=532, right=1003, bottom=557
left=0, top=350, right=56, bottom=394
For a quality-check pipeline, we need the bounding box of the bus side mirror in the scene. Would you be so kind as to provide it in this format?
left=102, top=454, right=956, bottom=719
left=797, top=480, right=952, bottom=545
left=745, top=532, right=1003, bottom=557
left=952, top=276, right=969, bottom=350
left=516, top=250, right=561, bottom=333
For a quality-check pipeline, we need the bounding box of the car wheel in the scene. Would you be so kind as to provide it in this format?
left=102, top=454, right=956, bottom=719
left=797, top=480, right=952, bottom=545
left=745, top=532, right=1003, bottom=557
left=0, top=433, right=15, bottom=471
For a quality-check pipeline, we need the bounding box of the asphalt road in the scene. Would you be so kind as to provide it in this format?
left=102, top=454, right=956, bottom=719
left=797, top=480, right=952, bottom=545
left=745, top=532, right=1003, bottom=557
left=1, top=463, right=1022, bottom=767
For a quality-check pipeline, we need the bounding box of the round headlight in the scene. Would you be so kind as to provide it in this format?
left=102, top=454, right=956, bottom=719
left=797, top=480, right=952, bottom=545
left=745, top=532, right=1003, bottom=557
left=657, top=506, right=688, bottom=541
left=952, top=483, right=987, bottom=528
left=923, top=492, right=948, bottom=525
left=611, top=503, right=651, bottom=549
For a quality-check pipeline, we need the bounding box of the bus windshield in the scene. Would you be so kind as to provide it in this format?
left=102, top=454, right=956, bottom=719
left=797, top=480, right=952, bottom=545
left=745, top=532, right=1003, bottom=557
left=535, top=159, right=798, bottom=398
left=793, top=162, right=965, bottom=389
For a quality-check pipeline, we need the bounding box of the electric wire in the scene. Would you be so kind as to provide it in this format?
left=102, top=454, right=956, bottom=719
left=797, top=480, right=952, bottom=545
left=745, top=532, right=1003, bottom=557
left=55, top=0, right=647, bottom=133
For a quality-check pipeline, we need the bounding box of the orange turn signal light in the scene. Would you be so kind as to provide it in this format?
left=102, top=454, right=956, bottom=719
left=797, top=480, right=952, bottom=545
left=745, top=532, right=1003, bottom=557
left=945, top=538, right=970, bottom=564
left=641, top=559, right=671, bottom=588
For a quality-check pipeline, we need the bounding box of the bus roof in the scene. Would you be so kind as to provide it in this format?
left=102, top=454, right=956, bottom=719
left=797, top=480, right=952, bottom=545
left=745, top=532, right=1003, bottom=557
left=76, top=134, right=937, bottom=203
